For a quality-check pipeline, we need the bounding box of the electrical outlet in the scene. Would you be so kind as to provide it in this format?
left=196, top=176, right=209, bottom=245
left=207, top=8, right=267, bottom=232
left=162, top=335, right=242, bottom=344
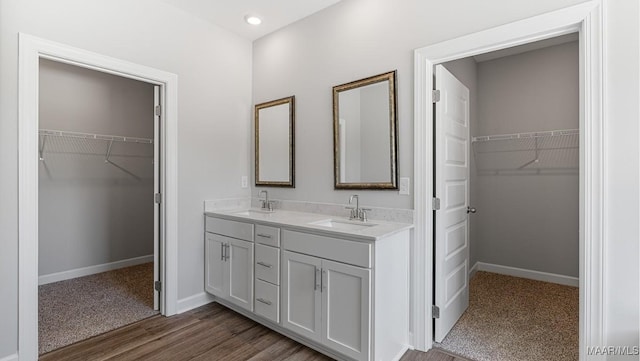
left=241, top=176, right=248, bottom=188
left=399, top=177, right=410, bottom=195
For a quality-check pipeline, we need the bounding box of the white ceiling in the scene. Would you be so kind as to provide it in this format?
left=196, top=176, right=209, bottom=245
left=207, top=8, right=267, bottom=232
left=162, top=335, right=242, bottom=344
left=160, top=0, right=343, bottom=41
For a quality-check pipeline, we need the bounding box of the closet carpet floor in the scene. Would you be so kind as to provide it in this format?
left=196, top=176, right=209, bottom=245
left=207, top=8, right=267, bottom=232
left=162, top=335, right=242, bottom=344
left=39, top=262, right=159, bottom=355
left=436, top=271, right=579, bottom=361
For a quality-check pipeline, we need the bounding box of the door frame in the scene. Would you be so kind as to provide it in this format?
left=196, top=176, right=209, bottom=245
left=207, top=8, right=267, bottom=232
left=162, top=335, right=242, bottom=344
left=412, top=2, right=604, bottom=360
left=18, top=33, right=179, bottom=360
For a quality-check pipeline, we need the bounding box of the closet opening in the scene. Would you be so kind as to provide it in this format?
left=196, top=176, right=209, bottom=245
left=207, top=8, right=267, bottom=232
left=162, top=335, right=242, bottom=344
left=37, top=58, right=162, bottom=355
left=432, top=33, right=580, bottom=361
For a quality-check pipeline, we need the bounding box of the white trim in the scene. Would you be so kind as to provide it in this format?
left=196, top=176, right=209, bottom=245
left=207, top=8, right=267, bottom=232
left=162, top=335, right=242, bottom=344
left=413, top=2, right=604, bottom=359
left=474, top=262, right=579, bottom=287
left=468, top=262, right=479, bottom=279
left=0, top=353, right=18, bottom=361
left=176, top=292, right=215, bottom=314
left=389, top=346, right=410, bottom=361
left=18, top=33, right=179, bottom=361
left=38, top=255, right=154, bottom=285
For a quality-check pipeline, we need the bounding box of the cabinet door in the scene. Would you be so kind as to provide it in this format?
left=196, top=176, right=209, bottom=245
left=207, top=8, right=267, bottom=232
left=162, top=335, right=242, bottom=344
left=322, top=259, right=371, bottom=361
left=205, top=233, right=227, bottom=298
left=227, top=238, right=254, bottom=311
left=282, top=251, right=322, bottom=343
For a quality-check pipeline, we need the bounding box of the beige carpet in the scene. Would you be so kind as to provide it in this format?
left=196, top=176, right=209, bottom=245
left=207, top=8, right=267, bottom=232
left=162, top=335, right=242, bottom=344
left=436, top=271, right=579, bottom=361
left=39, top=262, right=159, bottom=355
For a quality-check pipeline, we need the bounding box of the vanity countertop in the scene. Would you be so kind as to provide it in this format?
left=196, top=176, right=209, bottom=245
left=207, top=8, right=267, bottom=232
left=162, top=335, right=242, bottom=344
left=205, top=208, right=413, bottom=242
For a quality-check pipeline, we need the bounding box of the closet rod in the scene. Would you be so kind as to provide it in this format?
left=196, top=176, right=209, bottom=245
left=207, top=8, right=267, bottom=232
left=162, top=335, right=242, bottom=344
left=39, top=129, right=153, bottom=144
left=472, top=128, right=578, bottom=143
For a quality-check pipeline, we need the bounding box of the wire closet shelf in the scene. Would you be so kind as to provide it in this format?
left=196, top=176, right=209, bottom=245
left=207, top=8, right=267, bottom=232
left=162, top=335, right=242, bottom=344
left=39, top=129, right=153, bottom=144
left=471, top=128, right=579, bottom=173
left=471, top=128, right=579, bottom=143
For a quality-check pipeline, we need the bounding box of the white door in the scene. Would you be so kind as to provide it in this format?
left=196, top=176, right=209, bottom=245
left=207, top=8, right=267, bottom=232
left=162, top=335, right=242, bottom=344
left=322, top=259, right=371, bottom=361
left=282, top=251, right=322, bottom=343
left=153, top=86, right=161, bottom=311
left=205, top=233, right=227, bottom=298
left=227, top=238, right=254, bottom=311
left=434, top=65, right=471, bottom=342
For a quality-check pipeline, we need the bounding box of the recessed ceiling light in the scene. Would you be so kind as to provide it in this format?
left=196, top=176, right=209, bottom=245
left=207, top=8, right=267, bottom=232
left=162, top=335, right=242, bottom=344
left=245, top=15, right=262, bottom=25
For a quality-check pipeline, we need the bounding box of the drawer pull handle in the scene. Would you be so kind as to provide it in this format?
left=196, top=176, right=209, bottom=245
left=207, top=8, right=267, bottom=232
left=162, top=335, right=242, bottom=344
left=257, top=261, right=272, bottom=268
left=256, top=298, right=272, bottom=306
left=257, top=233, right=272, bottom=239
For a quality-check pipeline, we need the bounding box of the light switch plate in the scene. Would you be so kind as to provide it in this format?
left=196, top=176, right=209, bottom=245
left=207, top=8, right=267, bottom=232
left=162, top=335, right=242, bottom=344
left=399, top=177, right=410, bottom=195
left=241, top=176, right=248, bottom=188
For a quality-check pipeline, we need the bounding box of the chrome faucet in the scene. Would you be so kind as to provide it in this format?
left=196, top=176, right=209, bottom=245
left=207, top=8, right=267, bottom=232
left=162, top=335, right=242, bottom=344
left=346, top=194, right=371, bottom=222
left=259, top=190, right=271, bottom=211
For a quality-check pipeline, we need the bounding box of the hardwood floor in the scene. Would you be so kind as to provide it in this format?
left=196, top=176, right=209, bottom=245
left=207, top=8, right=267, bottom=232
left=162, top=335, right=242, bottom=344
left=40, top=302, right=469, bottom=361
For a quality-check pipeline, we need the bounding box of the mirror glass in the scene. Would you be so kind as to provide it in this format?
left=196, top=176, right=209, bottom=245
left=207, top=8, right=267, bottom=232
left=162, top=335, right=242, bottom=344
left=255, top=96, right=295, bottom=187
left=333, top=71, right=398, bottom=189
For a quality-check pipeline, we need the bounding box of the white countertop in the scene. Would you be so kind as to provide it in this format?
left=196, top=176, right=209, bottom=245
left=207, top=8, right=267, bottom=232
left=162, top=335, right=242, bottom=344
left=205, top=208, right=414, bottom=241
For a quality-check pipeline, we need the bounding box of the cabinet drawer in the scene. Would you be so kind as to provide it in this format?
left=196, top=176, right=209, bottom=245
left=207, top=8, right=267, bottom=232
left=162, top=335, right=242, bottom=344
left=206, top=217, right=253, bottom=241
left=282, top=230, right=372, bottom=268
left=255, top=279, right=280, bottom=323
left=255, top=224, right=280, bottom=247
left=255, top=244, right=280, bottom=285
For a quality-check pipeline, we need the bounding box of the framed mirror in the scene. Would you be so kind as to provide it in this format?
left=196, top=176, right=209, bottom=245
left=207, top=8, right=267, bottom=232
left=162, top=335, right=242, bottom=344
left=332, top=70, right=398, bottom=189
left=255, top=96, right=295, bottom=187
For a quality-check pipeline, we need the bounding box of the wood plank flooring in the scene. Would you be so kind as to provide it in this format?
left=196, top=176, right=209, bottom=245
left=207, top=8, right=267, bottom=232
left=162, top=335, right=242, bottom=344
left=40, top=302, right=470, bottom=361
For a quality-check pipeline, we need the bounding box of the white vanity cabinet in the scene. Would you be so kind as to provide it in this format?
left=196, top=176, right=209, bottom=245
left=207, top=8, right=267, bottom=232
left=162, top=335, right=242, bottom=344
left=282, top=250, right=371, bottom=361
left=254, top=224, right=281, bottom=323
left=204, top=212, right=411, bottom=361
left=281, top=229, right=408, bottom=361
left=205, top=217, right=254, bottom=312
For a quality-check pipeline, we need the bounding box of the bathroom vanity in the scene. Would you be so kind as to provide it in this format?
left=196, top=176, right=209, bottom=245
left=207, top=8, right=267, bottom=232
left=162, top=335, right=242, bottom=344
left=204, top=208, right=412, bottom=361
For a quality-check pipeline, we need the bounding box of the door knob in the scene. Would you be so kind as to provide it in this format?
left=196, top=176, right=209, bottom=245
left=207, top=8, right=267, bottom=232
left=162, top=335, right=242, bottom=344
left=467, top=206, right=477, bottom=214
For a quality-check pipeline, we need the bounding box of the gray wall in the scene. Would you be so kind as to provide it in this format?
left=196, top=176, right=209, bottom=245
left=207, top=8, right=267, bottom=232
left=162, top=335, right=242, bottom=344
left=252, top=0, right=598, bottom=209
left=474, top=42, right=579, bottom=277
left=38, top=59, right=154, bottom=276
left=0, top=0, right=252, bottom=356
left=0, top=0, right=637, bottom=358
left=252, top=0, right=639, bottom=352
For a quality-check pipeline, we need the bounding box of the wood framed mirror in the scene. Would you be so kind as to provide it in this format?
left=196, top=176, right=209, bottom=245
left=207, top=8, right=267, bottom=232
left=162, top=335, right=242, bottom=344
left=332, top=71, right=398, bottom=189
left=255, top=96, right=295, bottom=187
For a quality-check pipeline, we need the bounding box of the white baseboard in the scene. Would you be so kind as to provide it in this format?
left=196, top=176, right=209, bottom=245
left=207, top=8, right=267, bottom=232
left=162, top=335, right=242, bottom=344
left=177, top=292, right=215, bottom=314
left=475, top=262, right=579, bottom=287
left=0, top=353, right=18, bottom=361
left=390, top=346, right=410, bottom=361
left=469, top=261, right=479, bottom=279
left=38, top=255, right=154, bottom=285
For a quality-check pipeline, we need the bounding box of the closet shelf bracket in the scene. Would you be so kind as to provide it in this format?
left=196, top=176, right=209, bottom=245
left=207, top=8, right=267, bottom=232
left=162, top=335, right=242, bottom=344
left=104, top=140, right=114, bottom=163
left=39, top=135, right=47, bottom=161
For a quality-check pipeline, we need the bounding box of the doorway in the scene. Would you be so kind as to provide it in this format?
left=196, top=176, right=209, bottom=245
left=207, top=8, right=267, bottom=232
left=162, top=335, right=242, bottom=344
left=37, top=58, right=161, bottom=354
left=432, top=35, right=580, bottom=361
left=18, top=34, right=179, bottom=361
left=412, top=3, right=605, bottom=360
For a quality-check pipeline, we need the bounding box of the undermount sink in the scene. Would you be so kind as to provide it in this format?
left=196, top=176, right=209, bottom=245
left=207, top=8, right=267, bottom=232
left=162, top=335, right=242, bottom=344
left=310, top=219, right=377, bottom=231
left=232, top=209, right=274, bottom=216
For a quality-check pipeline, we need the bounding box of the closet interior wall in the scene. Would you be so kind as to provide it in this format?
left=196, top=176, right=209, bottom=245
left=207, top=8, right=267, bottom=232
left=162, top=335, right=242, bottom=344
left=38, top=58, right=155, bottom=281
left=444, top=39, right=579, bottom=279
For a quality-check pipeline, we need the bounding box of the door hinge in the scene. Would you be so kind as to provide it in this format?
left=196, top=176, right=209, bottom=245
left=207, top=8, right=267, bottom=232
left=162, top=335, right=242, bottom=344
left=154, top=193, right=162, bottom=204
left=432, top=90, right=441, bottom=103
left=432, top=197, right=441, bottom=210
left=432, top=305, right=440, bottom=319
left=155, top=105, right=162, bottom=117
left=154, top=281, right=162, bottom=292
